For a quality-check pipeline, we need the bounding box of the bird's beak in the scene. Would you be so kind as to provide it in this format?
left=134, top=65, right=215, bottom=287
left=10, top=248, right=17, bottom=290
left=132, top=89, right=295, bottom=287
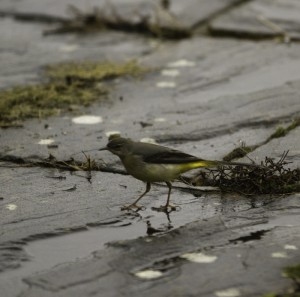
left=99, top=147, right=108, bottom=151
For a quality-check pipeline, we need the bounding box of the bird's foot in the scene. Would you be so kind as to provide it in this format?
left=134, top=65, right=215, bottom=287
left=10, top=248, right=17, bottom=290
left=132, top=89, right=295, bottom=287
left=151, top=204, right=180, bottom=212
left=121, top=204, right=145, bottom=211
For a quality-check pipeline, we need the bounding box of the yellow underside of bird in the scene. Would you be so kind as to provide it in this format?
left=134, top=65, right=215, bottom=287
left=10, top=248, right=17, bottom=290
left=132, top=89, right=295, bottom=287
left=122, top=157, right=218, bottom=183
left=179, top=160, right=218, bottom=170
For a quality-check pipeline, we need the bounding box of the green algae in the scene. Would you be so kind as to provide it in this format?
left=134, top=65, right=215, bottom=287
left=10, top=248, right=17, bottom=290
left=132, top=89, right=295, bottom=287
left=263, top=264, right=300, bottom=297
left=222, top=117, right=300, bottom=163
left=223, top=145, right=258, bottom=162
left=268, top=118, right=300, bottom=141
left=284, top=264, right=300, bottom=285
left=0, top=60, right=148, bottom=128
left=46, top=60, right=147, bottom=82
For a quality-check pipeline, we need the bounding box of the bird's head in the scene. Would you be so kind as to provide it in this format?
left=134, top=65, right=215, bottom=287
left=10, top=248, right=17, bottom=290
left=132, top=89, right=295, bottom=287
left=99, top=135, right=131, bottom=157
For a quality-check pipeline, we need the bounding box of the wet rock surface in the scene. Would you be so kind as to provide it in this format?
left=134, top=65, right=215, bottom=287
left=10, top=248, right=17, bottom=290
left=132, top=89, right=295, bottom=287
left=0, top=0, right=240, bottom=29
left=0, top=17, right=151, bottom=88
left=0, top=1, right=300, bottom=297
left=21, top=213, right=300, bottom=297
left=210, top=0, right=300, bottom=40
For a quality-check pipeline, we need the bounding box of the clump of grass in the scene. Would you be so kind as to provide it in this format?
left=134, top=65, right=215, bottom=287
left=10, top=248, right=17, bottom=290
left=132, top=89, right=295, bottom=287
left=0, top=82, right=107, bottom=127
left=0, top=60, right=148, bottom=128
left=46, top=60, right=147, bottom=82
left=192, top=151, right=300, bottom=195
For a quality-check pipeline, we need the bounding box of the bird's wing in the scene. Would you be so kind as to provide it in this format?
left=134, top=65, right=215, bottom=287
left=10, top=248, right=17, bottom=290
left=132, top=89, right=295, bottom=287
left=143, top=149, right=202, bottom=164
left=129, top=141, right=204, bottom=164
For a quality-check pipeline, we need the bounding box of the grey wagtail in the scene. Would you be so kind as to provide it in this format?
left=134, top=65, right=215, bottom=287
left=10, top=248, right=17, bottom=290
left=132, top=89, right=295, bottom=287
left=100, top=135, right=256, bottom=211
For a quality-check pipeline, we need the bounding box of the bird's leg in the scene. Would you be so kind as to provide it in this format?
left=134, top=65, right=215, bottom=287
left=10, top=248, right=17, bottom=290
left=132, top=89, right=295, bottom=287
left=121, top=182, right=151, bottom=211
left=152, top=182, right=179, bottom=212
left=164, top=181, right=177, bottom=211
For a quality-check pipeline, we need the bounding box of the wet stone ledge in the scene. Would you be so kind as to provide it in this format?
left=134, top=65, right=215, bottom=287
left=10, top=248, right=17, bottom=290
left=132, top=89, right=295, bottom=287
left=210, top=0, right=300, bottom=41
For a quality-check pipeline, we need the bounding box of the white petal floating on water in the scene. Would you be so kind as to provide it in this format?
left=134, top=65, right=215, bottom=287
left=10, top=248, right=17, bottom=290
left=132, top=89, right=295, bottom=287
left=6, top=204, right=17, bottom=211
left=38, top=139, right=55, bottom=145
left=168, top=59, right=196, bottom=68
left=215, top=288, right=241, bottom=297
left=284, top=244, right=298, bottom=250
left=135, top=269, right=162, bottom=279
left=161, top=69, right=180, bottom=77
left=72, top=115, right=103, bottom=125
left=154, top=118, right=167, bottom=122
left=156, top=81, right=176, bottom=88
left=180, top=252, right=217, bottom=263
left=271, top=252, right=288, bottom=258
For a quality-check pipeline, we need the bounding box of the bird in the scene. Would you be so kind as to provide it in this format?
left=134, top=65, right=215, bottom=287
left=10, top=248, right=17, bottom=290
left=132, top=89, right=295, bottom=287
left=99, top=135, right=257, bottom=211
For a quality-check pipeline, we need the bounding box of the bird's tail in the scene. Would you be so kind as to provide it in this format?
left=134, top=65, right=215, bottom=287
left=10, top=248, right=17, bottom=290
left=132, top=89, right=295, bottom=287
left=213, top=160, right=261, bottom=167
left=182, top=159, right=261, bottom=171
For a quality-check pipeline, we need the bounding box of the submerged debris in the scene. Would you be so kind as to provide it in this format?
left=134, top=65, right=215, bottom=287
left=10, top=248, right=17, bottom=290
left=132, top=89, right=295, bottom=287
left=44, top=2, right=191, bottom=39
left=0, top=153, right=127, bottom=177
left=1, top=149, right=298, bottom=196
left=42, top=153, right=101, bottom=172
left=192, top=151, right=300, bottom=195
